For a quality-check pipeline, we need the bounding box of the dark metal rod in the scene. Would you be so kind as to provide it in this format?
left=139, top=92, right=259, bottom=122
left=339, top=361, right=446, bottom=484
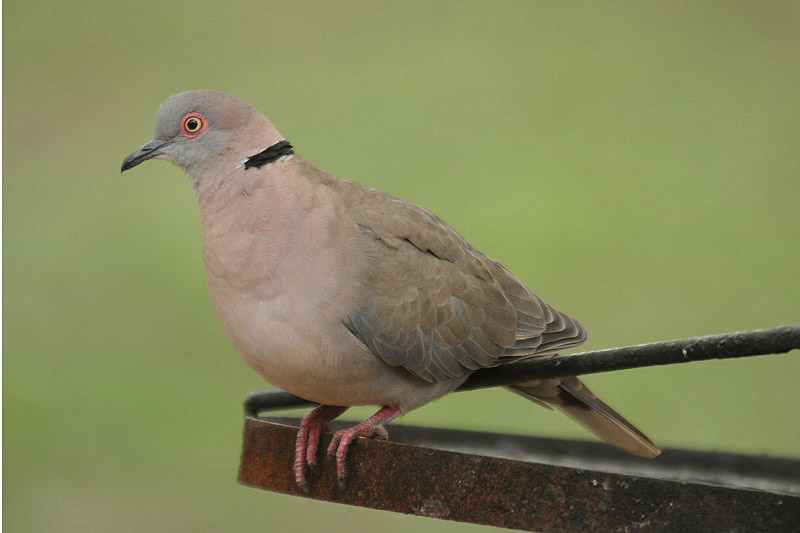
left=244, top=325, right=800, bottom=415
left=461, top=324, right=800, bottom=390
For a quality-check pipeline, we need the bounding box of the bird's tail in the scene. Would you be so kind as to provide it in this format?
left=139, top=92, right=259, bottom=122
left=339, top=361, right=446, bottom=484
left=507, top=377, right=660, bottom=458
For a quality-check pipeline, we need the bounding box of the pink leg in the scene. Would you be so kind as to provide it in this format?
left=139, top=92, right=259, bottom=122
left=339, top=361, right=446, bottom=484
left=327, top=406, right=402, bottom=487
left=294, top=405, right=347, bottom=491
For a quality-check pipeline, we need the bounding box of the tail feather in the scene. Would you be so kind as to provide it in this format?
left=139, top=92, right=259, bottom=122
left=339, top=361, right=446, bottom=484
left=508, top=377, right=660, bottom=458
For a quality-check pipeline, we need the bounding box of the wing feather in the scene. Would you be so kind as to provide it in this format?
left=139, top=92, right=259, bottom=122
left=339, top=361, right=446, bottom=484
left=332, top=180, right=585, bottom=383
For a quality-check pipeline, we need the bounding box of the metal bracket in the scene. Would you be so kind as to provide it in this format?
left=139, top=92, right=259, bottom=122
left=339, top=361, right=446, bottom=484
left=239, top=414, right=799, bottom=531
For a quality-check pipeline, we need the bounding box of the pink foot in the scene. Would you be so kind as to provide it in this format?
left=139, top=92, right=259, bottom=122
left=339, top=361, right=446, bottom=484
left=294, top=405, right=347, bottom=491
left=327, top=406, right=402, bottom=488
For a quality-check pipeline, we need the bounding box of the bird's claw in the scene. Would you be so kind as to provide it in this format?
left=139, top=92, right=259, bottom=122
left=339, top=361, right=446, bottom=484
left=294, top=405, right=399, bottom=490
left=327, top=422, right=390, bottom=487
left=293, top=405, right=347, bottom=490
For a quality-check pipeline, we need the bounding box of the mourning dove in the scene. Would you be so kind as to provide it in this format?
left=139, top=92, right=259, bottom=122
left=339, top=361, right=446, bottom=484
left=122, top=90, right=659, bottom=489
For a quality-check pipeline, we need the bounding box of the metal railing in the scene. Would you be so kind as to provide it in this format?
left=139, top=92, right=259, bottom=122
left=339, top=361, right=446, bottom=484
left=239, top=325, right=800, bottom=531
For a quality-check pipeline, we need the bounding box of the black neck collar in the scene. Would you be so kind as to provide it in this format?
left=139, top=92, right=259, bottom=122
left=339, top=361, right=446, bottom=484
left=244, top=140, right=294, bottom=169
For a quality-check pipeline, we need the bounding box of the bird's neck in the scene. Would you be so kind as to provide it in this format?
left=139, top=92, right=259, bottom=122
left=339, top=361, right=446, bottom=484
left=195, top=157, right=312, bottom=291
left=187, top=124, right=286, bottom=204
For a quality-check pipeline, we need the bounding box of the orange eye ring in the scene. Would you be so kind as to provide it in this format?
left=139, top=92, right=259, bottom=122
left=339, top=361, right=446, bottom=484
left=180, top=112, right=208, bottom=138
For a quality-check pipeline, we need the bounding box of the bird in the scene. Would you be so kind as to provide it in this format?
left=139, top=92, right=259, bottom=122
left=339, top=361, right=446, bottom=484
left=122, top=90, right=659, bottom=490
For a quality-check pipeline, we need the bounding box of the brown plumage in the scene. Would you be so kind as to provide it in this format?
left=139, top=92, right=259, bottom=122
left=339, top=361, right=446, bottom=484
left=122, top=90, right=659, bottom=489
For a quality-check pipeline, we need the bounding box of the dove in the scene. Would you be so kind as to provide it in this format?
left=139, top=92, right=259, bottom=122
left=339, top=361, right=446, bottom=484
left=122, top=90, right=659, bottom=490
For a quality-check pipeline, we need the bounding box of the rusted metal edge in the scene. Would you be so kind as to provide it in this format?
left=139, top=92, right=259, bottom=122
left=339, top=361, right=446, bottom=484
left=239, top=416, right=800, bottom=532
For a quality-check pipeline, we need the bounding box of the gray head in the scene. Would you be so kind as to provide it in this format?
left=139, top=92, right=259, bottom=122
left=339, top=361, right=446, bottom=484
left=121, top=90, right=283, bottom=176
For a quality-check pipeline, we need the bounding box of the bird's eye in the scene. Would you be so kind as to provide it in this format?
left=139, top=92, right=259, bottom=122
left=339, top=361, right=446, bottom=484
left=180, top=112, right=208, bottom=138
left=185, top=118, right=201, bottom=132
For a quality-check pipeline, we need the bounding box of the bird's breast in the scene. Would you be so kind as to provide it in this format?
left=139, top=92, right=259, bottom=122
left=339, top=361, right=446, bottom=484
left=196, top=181, right=428, bottom=404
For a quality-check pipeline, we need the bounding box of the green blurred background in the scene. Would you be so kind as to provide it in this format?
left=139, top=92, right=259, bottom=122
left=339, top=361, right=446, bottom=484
left=4, top=1, right=799, bottom=531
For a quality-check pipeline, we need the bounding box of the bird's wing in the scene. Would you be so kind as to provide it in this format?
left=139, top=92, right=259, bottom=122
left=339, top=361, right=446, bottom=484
left=335, top=181, right=586, bottom=383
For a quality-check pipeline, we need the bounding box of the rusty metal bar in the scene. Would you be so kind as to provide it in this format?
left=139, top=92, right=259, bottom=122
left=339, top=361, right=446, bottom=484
left=239, top=416, right=800, bottom=531
left=244, top=325, right=800, bottom=415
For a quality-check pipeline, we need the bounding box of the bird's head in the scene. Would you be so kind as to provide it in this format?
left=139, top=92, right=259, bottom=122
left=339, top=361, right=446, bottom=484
left=121, top=90, right=283, bottom=177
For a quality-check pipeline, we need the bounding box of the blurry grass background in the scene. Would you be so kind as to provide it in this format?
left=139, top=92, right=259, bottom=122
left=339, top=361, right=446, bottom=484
left=4, top=1, right=799, bottom=531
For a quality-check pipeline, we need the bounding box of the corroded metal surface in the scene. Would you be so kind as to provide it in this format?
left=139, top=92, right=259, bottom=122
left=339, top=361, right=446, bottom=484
left=239, top=416, right=800, bottom=532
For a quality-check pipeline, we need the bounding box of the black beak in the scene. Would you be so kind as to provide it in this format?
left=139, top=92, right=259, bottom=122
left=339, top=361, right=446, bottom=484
left=121, top=138, right=171, bottom=172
